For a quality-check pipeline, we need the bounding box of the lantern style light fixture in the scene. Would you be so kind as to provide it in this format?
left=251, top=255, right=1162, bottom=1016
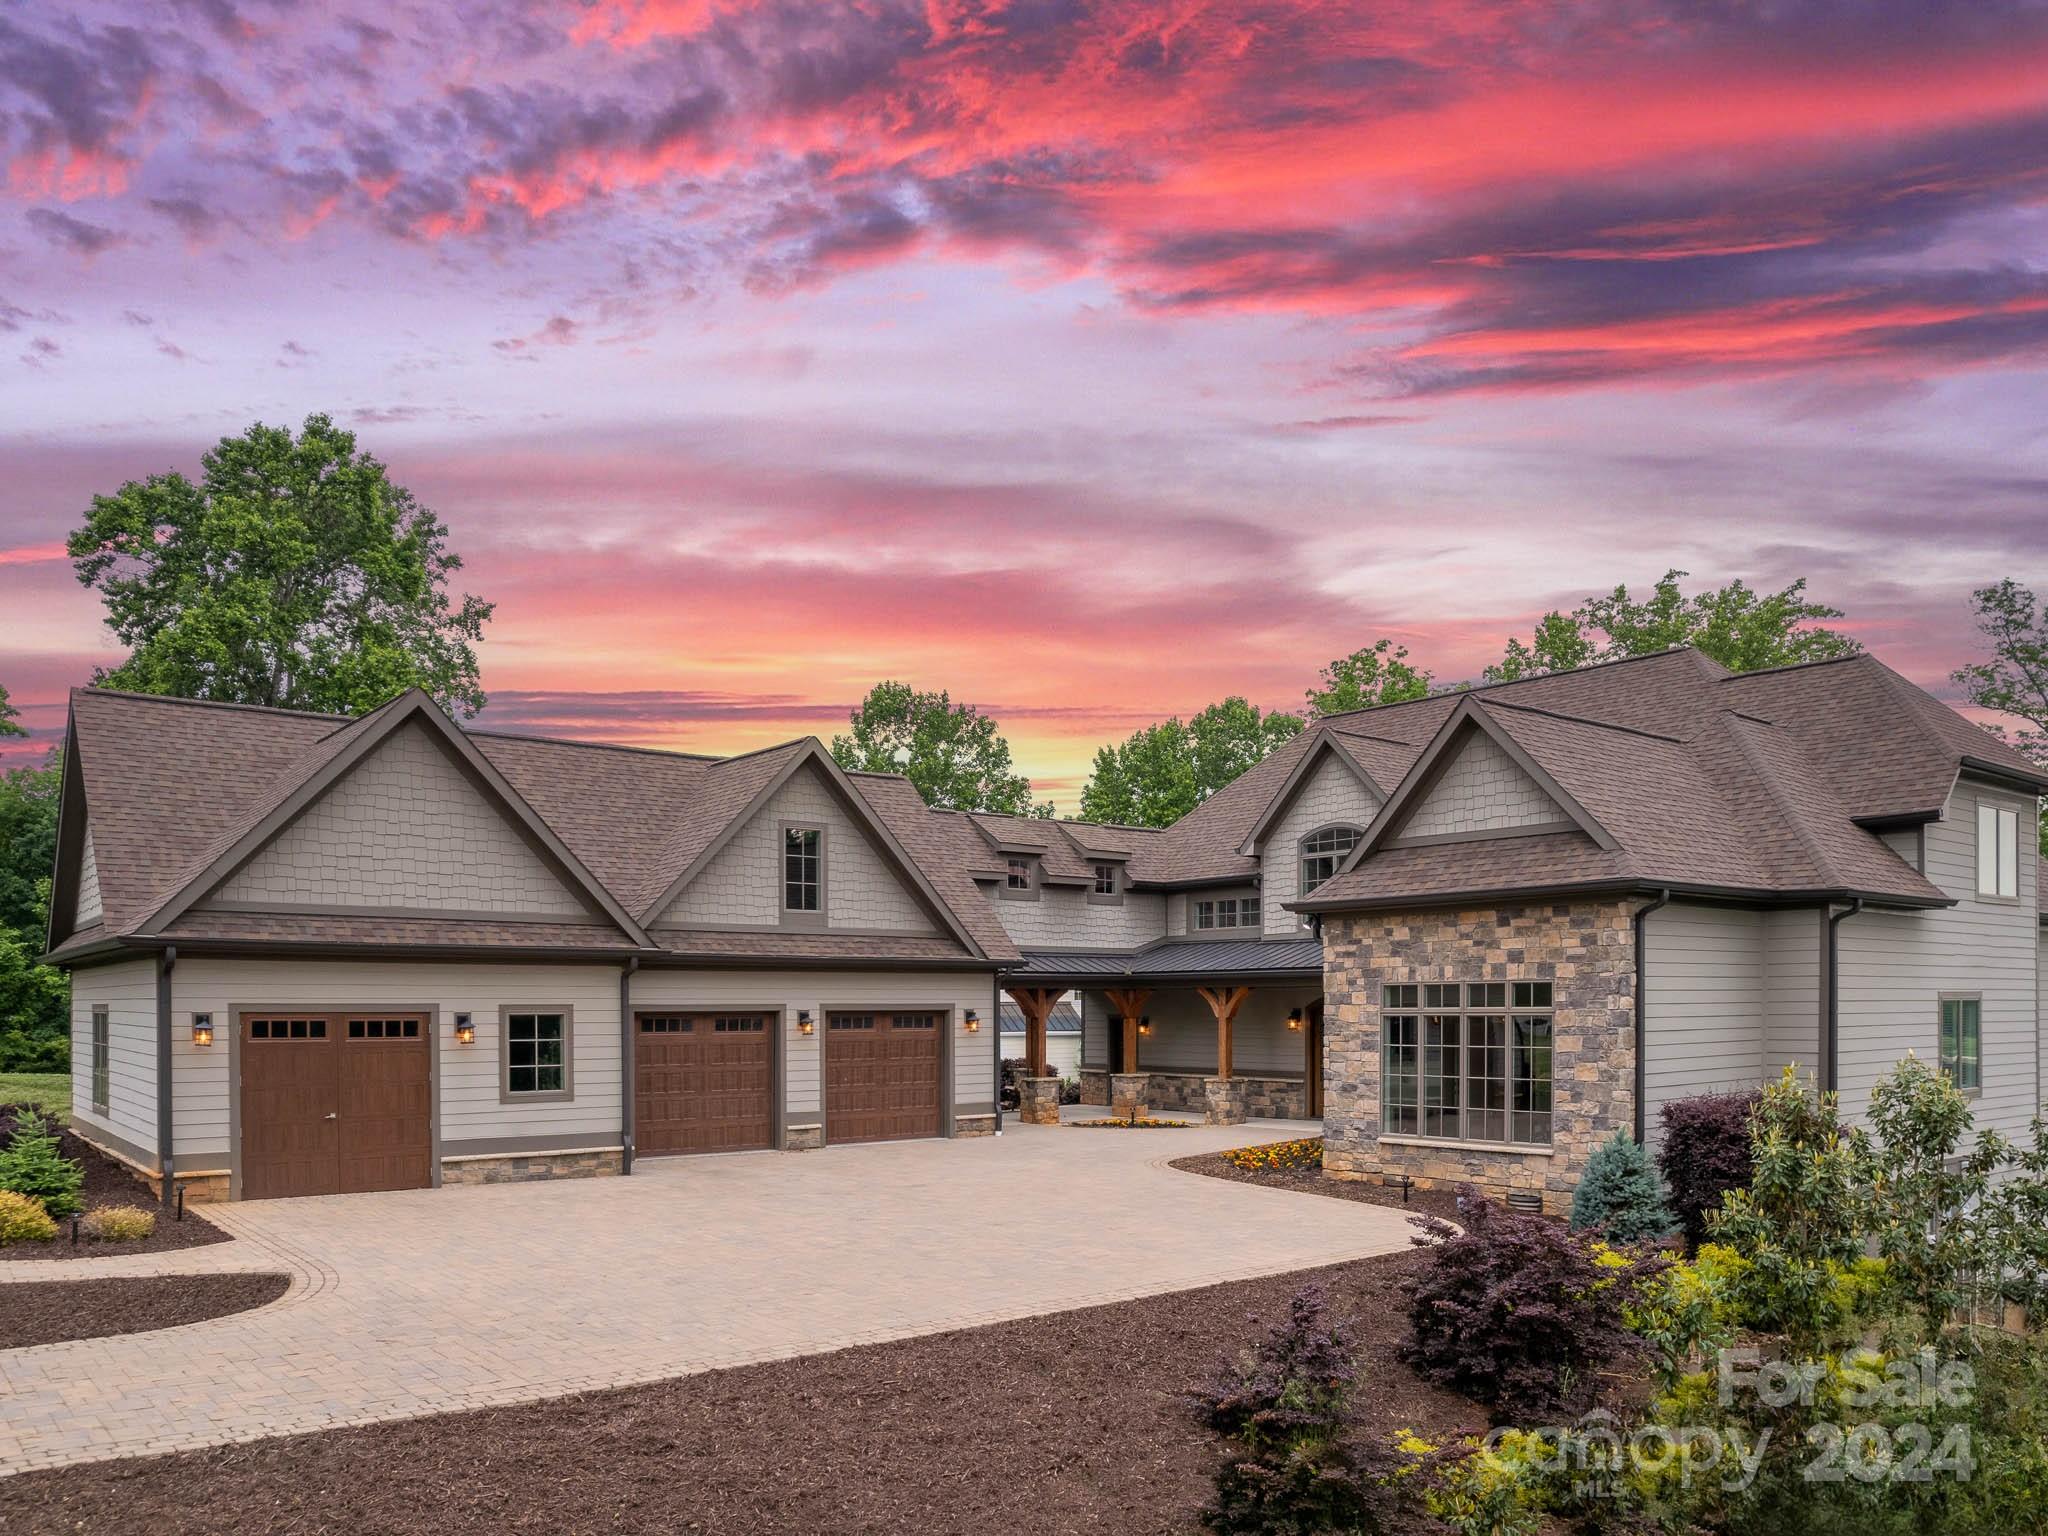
left=1137, top=1016, right=1153, bottom=1037
left=452, top=1012, right=476, bottom=1046
left=1286, top=1007, right=1304, bottom=1032
left=797, top=1009, right=815, bottom=1036
left=190, top=1013, right=214, bottom=1048
left=963, top=1009, right=980, bottom=1033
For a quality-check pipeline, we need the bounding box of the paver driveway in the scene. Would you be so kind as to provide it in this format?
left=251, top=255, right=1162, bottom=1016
left=0, top=1117, right=1417, bottom=1475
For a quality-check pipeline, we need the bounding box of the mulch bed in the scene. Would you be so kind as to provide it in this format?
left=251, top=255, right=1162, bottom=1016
left=2, top=1251, right=1482, bottom=1536
left=1171, top=1149, right=1466, bottom=1224
left=0, top=1109, right=232, bottom=1263
left=0, top=1272, right=290, bottom=1351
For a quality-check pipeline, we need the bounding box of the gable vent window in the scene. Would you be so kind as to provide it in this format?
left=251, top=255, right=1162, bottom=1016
left=1299, top=826, right=1363, bottom=895
left=785, top=827, right=822, bottom=912
left=1976, top=803, right=2018, bottom=900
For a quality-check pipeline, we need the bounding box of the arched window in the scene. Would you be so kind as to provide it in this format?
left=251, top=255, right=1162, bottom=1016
left=1298, top=825, right=1363, bottom=894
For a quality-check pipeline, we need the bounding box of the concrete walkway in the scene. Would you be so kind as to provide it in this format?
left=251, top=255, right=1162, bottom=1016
left=0, top=1118, right=1413, bottom=1475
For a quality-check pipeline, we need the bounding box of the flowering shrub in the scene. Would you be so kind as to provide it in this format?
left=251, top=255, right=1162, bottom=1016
left=1223, top=1138, right=1324, bottom=1173
left=1071, top=1116, right=1189, bottom=1129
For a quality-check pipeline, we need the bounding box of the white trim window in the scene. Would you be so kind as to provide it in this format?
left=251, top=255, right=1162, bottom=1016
left=1975, top=802, right=2018, bottom=900
left=1381, top=981, right=1553, bottom=1145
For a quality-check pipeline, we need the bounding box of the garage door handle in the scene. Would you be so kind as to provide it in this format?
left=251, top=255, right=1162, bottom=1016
left=324, top=1112, right=337, bottom=1120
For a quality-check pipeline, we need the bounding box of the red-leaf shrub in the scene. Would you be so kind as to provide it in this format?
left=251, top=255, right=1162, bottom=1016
left=1657, top=1091, right=1758, bottom=1250
left=1400, top=1187, right=1663, bottom=1423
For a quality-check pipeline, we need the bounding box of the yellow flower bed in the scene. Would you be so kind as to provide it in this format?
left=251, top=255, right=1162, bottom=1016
left=1071, top=1116, right=1191, bottom=1129
left=1223, top=1136, right=1324, bottom=1172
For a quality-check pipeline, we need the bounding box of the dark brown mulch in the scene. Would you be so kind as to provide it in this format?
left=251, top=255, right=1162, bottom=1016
left=2, top=1251, right=1482, bottom=1536
left=0, top=1272, right=290, bottom=1350
left=1171, top=1149, right=1466, bottom=1223
left=0, top=1108, right=232, bottom=1262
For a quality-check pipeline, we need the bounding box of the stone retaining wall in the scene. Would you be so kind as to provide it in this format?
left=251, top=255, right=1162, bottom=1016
left=1146, top=1071, right=1307, bottom=1120
left=441, top=1149, right=624, bottom=1186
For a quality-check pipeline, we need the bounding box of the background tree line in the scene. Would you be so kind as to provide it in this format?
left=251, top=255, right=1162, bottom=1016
left=4, top=414, right=2044, bottom=1069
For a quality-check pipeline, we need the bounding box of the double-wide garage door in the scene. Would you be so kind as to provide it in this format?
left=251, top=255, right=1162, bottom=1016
left=240, top=1012, right=432, bottom=1200
left=635, top=1013, right=775, bottom=1155
left=825, top=1011, right=940, bottom=1144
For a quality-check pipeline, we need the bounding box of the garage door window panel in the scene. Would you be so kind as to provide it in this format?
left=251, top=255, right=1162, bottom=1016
left=501, top=1008, right=573, bottom=1102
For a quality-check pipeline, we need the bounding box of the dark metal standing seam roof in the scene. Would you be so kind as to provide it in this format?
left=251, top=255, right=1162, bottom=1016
left=1009, top=938, right=1324, bottom=982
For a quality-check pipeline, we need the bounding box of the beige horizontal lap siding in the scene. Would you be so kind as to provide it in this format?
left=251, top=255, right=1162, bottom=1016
left=1640, top=902, right=1766, bottom=1148
left=631, top=968, right=993, bottom=1118
left=171, top=957, right=625, bottom=1156
left=664, top=764, right=937, bottom=934
left=1000, top=1030, right=1082, bottom=1077
left=1262, top=751, right=1379, bottom=938
left=1763, top=906, right=1822, bottom=1081
left=1835, top=782, right=2040, bottom=1142
left=2039, top=926, right=2046, bottom=1118
left=992, top=884, right=1165, bottom=948
left=68, top=954, right=157, bottom=1162
left=1131, top=984, right=1323, bottom=1077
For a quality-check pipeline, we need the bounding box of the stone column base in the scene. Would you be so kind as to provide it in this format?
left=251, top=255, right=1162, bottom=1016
left=1110, top=1072, right=1151, bottom=1119
left=1204, top=1077, right=1248, bottom=1125
left=1078, top=1068, right=1110, bottom=1107
left=785, top=1125, right=824, bottom=1151
left=1018, top=1077, right=1063, bottom=1125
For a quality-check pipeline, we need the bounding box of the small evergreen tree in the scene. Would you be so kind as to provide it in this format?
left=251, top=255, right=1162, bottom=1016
left=0, top=1110, right=83, bottom=1218
left=1570, top=1129, right=1678, bottom=1243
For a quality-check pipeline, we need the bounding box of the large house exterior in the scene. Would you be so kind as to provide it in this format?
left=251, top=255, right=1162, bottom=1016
left=43, top=647, right=2048, bottom=1212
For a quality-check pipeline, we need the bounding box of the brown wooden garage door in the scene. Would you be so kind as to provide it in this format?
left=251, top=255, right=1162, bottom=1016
left=635, top=1013, right=774, bottom=1155
left=240, top=1013, right=431, bottom=1200
left=825, top=1011, right=941, bottom=1144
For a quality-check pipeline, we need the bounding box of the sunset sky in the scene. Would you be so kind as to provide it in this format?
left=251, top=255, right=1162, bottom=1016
left=4, top=1, right=2046, bottom=806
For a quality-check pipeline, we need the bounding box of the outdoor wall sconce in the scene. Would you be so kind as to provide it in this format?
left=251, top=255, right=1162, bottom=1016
left=1137, top=1017, right=1153, bottom=1036
left=1286, top=1007, right=1304, bottom=1032
left=190, top=1014, right=214, bottom=1048
left=453, top=1012, right=476, bottom=1045
left=797, top=1010, right=815, bottom=1036
left=963, top=1009, right=980, bottom=1033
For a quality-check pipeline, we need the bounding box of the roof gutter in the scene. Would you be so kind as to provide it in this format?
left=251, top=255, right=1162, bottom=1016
left=156, top=944, right=176, bottom=1210
left=1632, top=891, right=1669, bottom=1143
left=619, top=955, right=640, bottom=1176
left=992, top=967, right=1006, bottom=1135
left=1824, top=898, right=1865, bottom=1095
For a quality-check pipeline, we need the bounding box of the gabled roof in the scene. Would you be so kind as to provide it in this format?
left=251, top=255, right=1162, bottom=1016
left=1294, top=649, right=2042, bottom=914
left=47, top=689, right=1016, bottom=968
left=965, top=811, right=1098, bottom=884
left=1239, top=728, right=1386, bottom=853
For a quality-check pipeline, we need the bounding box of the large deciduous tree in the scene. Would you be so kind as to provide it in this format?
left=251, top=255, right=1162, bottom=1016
left=829, top=681, right=1050, bottom=815
left=1486, top=570, right=1859, bottom=683
left=1304, top=639, right=1434, bottom=715
left=68, top=414, right=495, bottom=717
left=1953, top=578, right=2048, bottom=852
left=1078, top=697, right=1302, bottom=828
left=0, top=750, right=66, bottom=1071
left=0, top=683, right=24, bottom=737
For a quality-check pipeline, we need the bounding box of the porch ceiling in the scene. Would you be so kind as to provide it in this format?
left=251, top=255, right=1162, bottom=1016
left=1009, top=938, right=1323, bottom=987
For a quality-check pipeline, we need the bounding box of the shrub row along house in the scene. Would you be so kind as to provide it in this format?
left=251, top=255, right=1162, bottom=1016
left=43, top=647, right=2048, bottom=1210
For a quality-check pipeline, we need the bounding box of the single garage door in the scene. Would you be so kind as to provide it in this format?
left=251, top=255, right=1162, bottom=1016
left=635, top=1013, right=774, bottom=1155
left=825, top=1010, right=941, bottom=1144
left=240, top=1012, right=431, bottom=1200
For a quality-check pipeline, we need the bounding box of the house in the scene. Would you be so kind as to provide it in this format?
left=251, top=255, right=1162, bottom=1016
left=46, top=688, right=1016, bottom=1202
left=998, top=998, right=1081, bottom=1078
left=43, top=647, right=2048, bottom=1213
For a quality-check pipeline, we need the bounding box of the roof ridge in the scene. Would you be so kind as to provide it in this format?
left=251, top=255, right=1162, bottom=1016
left=1480, top=697, right=1686, bottom=744
left=1717, top=712, right=1843, bottom=886
left=1715, top=652, right=1871, bottom=682
left=1308, top=645, right=1705, bottom=725
left=468, top=730, right=723, bottom=763
left=73, top=686, right=351, bottom=722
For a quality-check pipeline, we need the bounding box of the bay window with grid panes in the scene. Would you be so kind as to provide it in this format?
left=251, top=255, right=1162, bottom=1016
left=1381, top=981, right=1553, bottom=1145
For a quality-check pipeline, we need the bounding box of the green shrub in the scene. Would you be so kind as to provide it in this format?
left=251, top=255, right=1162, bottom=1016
left=1569, top=1129, right=1678, bottom=1243
left=1623, top=1241, right=1749, bottom=1389
left=0, top=1109, right=83, bottom=1218
left=1658, top=1090, right=1757, bottom=1250
left=0, top=1188, right=56, bottom=1243
left=82, top=1204, right=156, bottom=1241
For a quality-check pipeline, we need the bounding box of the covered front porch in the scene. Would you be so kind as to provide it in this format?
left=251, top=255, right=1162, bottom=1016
left=1004, top=939, right=1325, bottom=1127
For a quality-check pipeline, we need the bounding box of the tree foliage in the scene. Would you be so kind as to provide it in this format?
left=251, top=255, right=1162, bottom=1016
left=68, top=414, right=494, bottom=718
left=0, top=751, right=66, bottom=1071
left=0, top=683, right=23, bottom=738
left=1656, top=1091, right=1759, bottom=1251
left=1569, top=1129, right=1678, bottom=1243
left=1953, top=578, right=2048, bottom=852
left=1304, top=639, right=1434, bottom=715
left=1078, top=697, right=1302, bottom=828
left=1486, top=570, right=1860, bottom=682
left=829, top=681, right=1050, bottom=815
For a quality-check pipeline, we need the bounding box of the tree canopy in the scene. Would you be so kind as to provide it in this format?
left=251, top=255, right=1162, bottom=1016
left=1953, top=578, right=2048, bottom=852
left=1078, top=697, right=1302, bottom=828
left=1484, top=570, right=1859, bottom=682
left=0, top=683, right=23, bottom=738
left=1304, top=639, right=1435, bottom=715
left=829, top=681, right=1051, bottom=816
left=68, top=414, right=495, bottom=717
left=0, top=749, right=66, bottom=1071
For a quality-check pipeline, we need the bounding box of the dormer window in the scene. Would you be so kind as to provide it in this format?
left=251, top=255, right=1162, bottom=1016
left=1006, top=858, right=1032, bottom=890
left=1299, top=825, right=1363, bottom=894
left=1089, top=861, right=1123, bottom=907
left=1093, top=863, right=1116, bottom=895
left=784, top=827, right=822, bottom=913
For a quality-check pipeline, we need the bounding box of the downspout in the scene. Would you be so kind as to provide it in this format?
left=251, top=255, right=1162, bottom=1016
left=619, top=956, right=640, bottom=1175
left=1632, top=891, right=1669, bottom=1143
left=1824, top=899, right=1865, bottom=1095
left=992, top=969, right=1004, bottom=1134
left=156, top=945, right=177, bottom=1210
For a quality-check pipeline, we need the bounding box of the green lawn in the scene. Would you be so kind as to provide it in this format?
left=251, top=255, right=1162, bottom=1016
left=0, top=1072, right=70, bottom=1124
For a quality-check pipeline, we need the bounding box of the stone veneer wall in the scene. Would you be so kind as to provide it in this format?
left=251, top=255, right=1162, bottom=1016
left=1322, top=900, right=1636, bottom=1212
left=441, top=1149, right=623, bottom=1185
left=1078, top=1068, right=1304, bottom=1119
